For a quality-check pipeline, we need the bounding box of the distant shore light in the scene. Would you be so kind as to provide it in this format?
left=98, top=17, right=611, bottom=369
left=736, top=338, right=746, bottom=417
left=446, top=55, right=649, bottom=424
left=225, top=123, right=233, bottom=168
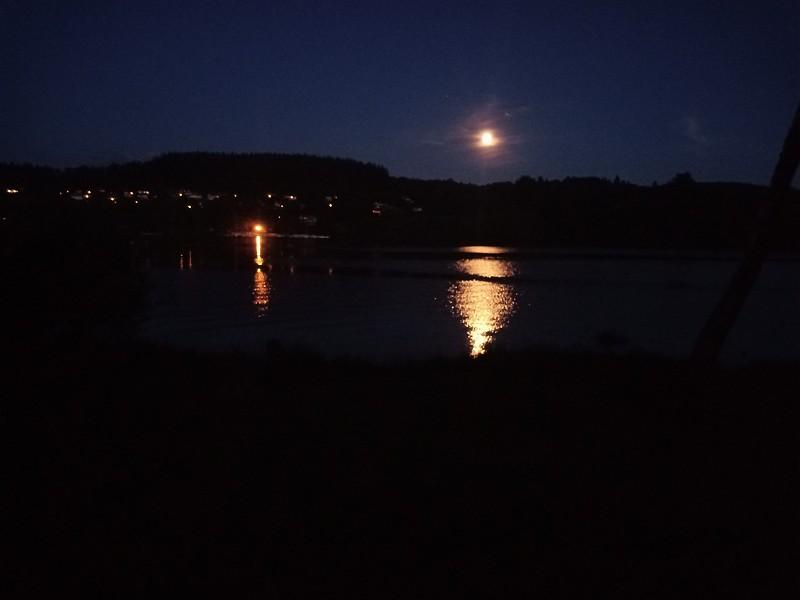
left=254, top=224, right=265, bottom=233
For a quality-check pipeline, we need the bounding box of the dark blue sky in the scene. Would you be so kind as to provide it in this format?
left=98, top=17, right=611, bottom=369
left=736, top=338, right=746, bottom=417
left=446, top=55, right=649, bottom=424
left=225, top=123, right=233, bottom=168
left=2, top=1, right=798, bottom=184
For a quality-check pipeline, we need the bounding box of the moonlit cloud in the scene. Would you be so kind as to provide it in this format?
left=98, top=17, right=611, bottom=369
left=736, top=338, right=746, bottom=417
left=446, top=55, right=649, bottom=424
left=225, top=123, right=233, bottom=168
left=419, top=99, right=527, bottom=172
left=680, top=116, right=710, bottom=146
left=420, top=138, right=447, bottom=146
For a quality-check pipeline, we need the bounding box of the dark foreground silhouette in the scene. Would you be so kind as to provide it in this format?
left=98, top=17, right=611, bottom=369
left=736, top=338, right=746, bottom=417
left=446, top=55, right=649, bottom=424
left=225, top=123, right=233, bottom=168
left=10, top=338, right=795, bottom=597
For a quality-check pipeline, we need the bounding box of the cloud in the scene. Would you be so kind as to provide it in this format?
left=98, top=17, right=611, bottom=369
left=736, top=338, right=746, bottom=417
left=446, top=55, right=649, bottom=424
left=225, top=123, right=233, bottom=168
left=680, top=116, right=710, bottom=146
left=418, top=99, right=528, bottom=159
left=501, top=104, right=531, bottom=120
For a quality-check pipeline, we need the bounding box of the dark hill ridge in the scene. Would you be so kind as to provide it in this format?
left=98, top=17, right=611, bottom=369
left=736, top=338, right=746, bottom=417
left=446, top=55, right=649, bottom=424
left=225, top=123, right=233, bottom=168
left=0, top=152, right=788, bottom=195
left=2, top=153, right=798, bottom=249
left=0, top=152, right=389, bottom=195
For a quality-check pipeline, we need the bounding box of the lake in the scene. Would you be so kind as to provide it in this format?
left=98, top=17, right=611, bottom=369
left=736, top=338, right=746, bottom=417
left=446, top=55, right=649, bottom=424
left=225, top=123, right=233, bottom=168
left=138, top=235, right=800, bottom=363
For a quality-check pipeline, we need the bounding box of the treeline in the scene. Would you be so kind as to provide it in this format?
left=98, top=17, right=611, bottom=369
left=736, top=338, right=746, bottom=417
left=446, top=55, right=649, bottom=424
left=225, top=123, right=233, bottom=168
left=2, top=153, right=799, bottom=250
left=0, top=152, right=390, bottom=197
left=386, top=176, right=796, bottom=250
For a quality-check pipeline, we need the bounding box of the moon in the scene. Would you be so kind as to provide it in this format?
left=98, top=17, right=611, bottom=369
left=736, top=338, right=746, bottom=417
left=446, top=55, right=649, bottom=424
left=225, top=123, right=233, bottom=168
left=478, top=130, right=497, bottom=147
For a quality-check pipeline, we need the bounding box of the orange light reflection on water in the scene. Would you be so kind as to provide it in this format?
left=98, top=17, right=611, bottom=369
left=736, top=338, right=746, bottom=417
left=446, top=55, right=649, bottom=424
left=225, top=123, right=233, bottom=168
left=253, top=268, right=270, bottom=316
left=455, top=257, right=515, bottom=278
left=252, top=234, right=270, bottom=315
left=449, top=258, right=517, bottom=357
left=255, top=234, right=264, bottom=266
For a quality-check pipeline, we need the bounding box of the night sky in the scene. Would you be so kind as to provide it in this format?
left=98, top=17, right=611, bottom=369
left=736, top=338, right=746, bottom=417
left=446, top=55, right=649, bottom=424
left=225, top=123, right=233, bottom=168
left=2, top=1, right=798, bottom=184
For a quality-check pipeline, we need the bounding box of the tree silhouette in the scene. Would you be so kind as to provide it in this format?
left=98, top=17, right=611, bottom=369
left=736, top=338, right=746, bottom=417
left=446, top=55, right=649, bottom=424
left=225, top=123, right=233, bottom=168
left=669, top=172, right=695, bottom=186
left=692, top=101, right=800, bottom=361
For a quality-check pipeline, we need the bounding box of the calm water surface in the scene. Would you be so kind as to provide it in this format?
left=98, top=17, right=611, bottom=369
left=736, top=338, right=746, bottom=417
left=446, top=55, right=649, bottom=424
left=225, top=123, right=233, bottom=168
left=139, top=236, right=800, bottom=362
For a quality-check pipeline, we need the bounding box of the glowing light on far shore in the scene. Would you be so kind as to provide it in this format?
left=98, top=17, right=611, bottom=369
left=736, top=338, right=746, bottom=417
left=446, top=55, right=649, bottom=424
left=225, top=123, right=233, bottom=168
left=478, top=130, right=497, bottom=147
left=254, top=224, right=265, bottom=233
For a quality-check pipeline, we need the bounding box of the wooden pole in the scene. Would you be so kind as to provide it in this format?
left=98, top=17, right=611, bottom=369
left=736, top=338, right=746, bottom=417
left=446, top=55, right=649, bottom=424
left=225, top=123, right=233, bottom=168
left=692, top=102, right=800, bottom=362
